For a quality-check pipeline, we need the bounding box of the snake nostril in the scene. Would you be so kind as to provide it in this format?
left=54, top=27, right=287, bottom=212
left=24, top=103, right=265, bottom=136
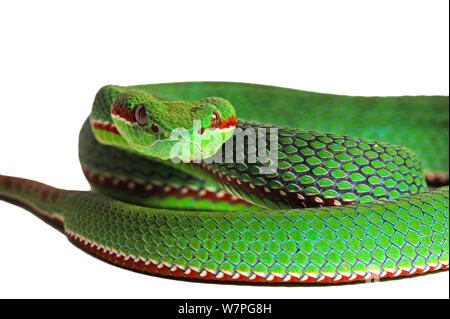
left=151, top=124, right=159, bottom=133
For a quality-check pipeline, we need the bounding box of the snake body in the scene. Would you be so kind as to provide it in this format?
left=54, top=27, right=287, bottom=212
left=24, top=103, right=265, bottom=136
left=0, top=82, right=448, bottom=283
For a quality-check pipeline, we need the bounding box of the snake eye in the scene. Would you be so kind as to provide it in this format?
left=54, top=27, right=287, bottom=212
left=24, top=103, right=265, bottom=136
left=210, top=110, right=220, bottom=129
left=151, top=124, right=159, bottom=133
left=135, top=104, right=148, bottom=126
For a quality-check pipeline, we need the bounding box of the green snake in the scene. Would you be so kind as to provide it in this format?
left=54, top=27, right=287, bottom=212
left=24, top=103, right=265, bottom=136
left=0, top=82, right=448, bottom=284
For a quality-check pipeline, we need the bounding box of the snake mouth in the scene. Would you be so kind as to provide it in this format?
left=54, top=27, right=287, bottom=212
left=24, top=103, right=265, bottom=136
left=149, top=136, right=212, bottom=159
left=146, top=130, right=225, bottom=162
left=91, top=120, right=219, bottom=161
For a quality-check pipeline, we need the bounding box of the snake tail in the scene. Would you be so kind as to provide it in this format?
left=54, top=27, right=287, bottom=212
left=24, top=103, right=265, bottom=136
left=0, top=175, right=68, bottom=231
left=1, top=174, right=448, bottom=284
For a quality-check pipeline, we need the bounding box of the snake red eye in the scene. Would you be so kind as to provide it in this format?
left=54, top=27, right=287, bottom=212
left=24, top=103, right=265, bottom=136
left=135, top=104, right=148, bottom=126
left=151, top=124, right=159, bottom=133
left=210, top=110, right=220, bottom=129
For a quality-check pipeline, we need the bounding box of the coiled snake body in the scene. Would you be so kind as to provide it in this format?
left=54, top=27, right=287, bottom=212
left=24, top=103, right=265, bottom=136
left=1, top=82, right=448, bottom=284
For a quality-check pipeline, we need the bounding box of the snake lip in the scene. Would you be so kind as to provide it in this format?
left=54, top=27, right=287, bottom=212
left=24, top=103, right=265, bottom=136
left=150, top=135, right=215, bottom=161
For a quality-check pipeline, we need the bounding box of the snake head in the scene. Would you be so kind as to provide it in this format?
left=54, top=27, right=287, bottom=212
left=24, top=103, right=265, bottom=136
left=111, top=91, right=236, bottom=161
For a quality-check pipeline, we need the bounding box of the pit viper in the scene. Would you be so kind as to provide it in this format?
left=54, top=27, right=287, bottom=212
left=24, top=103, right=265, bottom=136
left=0, top=82, right=448, bottom=284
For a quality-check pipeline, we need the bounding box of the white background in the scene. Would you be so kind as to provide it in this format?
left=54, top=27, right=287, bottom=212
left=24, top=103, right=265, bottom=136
left=0, top=0, right=448, bottom=299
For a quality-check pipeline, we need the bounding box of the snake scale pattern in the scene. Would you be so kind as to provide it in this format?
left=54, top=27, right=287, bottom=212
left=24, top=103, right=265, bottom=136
left=0, top=82, right=448, bottom=284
